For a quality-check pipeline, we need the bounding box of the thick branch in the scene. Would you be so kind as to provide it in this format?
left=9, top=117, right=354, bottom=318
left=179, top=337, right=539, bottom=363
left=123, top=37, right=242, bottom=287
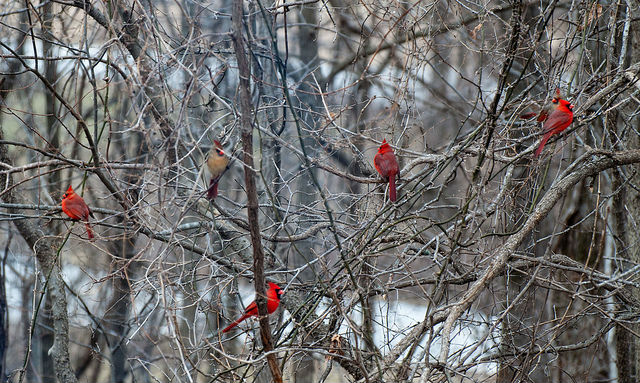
left=0, top=130, right=77, bottom=383
left=231, top=0, right=283, bottom=381
left=437, top=149, right=640, bottom=364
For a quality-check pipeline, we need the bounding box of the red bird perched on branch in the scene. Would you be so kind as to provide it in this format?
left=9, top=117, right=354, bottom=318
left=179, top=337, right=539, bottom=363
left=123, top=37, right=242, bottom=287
left=374, top=139, right=399, bottom=202
left=522, top=89, right=574, bottom=157
left=222, top=282, right=283, bottom=333
left=61, top=185, right=94, bottom=239
left=206, top=140, right=230, bottom=200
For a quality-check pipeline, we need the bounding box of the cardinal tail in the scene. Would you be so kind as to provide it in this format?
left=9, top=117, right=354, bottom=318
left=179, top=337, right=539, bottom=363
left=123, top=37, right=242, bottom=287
left=206, top=179, right=219, bottom=200
left=534, top=131, right=553, bottom=157
left=85, top=222, right=94, bottom=240
left=389, top=174, right=397, bottom=202
left=222, top=314, right=249, bottom=333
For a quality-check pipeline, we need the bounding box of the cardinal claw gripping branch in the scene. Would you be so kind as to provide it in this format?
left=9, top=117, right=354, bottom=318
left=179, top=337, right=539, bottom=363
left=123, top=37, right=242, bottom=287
left=206, top=140, right=230, bottom=200
left=222, top=282, right=283, bottom=333
left=374, top=139, right=400, bottom=202
left=61, top=185, right=95, bottom=239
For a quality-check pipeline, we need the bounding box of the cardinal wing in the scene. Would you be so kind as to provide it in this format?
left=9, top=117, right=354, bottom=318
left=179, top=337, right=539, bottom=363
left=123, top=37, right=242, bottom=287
left=542, top=109, right=573, bottom=134
left=374, top=153, right=384, bottom=173
left=70, top=199, right=91, bottom=221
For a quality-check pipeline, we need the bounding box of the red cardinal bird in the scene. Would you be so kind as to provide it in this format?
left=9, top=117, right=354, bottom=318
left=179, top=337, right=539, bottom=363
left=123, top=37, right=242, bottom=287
left=222, top=282, right=283, bottom=333
left=534, top=96, right=574, bottom=157
left=206, top=140, right=230, bottom=200
left=522, top=90, right=575, bottom=157
left=61, top=185, right=94, bottom=239
left=374, top=139, right=399, bottom=202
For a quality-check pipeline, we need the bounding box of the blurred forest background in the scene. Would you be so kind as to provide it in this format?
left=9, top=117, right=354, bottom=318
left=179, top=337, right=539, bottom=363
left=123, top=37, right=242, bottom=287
left=1, top=0, right=640, bottom=382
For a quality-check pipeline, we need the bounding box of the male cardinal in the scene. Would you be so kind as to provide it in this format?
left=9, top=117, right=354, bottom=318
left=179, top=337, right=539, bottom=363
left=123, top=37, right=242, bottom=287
left=374, top=139, right=399, bottom=202
left=206, top=140, right=230, bottom=200
left=61, top=185, right=94, bottom=239
left=522, top=90, right=574, bottom=157
left=222, top=282, right=283, bottom=333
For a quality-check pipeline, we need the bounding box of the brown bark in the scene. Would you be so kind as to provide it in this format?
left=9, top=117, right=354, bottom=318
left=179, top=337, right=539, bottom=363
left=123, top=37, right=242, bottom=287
left=0, top=20, right=77, bottom=379
left=0, top=136, right=77, bottom=383
left=614, top=0, right=640, bottom=380
left=438, top=148, right=640, bottom=364
left=104, top=233, right=137, bottom=383
left=231, top=0, right=283, bottom=381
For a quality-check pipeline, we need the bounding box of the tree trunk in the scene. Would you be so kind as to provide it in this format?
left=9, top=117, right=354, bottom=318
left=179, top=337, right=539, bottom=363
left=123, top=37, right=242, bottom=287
left=614, top=1, right=640, bottom=381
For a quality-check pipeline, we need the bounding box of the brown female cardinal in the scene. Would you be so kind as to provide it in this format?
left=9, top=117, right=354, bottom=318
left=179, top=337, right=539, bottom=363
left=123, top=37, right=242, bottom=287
left=222, top=282, right=283, bottom=333
left=520, top=89, right=563, bottom=122
left=374, top=139, right=399, bottom=202
left=61, top=185, right=94, bottom=239
left=206, top=140, right=230, bottom=200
